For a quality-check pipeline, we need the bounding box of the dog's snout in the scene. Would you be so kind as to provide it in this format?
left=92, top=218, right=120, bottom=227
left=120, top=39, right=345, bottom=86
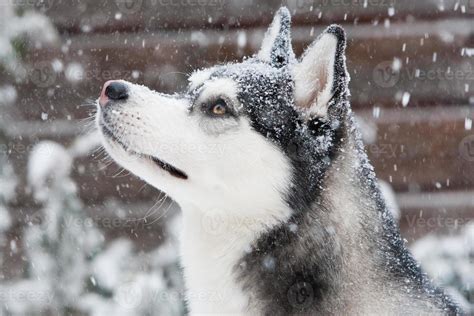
left=99, top=80, right=128, bottom=106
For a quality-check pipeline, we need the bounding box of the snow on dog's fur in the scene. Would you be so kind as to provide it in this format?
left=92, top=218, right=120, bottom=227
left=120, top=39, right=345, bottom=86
left=96, top=7, right=462, bottom=315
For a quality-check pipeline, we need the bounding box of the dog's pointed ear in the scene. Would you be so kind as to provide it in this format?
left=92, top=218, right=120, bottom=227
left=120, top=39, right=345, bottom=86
left=257, top=7, right=295, bottom=68
left=293, top=25, right=348, bottom=119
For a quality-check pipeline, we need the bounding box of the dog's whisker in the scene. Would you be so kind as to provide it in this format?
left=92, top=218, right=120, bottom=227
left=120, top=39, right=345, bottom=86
left=143, top=199, right=174, bottom=226
left=143, top=192, right=168, bottom=219
left=111, top=167, right=130, bottom=178
left=136, top=182, right=149, bottom=194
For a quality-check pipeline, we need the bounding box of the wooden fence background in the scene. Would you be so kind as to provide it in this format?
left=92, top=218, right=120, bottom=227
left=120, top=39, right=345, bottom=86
left=1, top=0, right=474, bottom=277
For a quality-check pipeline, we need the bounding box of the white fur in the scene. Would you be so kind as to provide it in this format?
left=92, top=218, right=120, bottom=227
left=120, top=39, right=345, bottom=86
left=97, top=79, right=293, bottom=315
left=293, top=33, right=337, bottom=118
left=188, top=67, right=216, bottom=91
left=195, top=78, right=239, bottom=108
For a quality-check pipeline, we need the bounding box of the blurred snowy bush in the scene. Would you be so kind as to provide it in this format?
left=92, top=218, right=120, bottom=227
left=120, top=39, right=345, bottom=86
left=411, top=223, right=474, bottom=313
left=0, top=152, right=16, bottom=272
left=0, top=136, right=185, bottom=315
left=0, top=1, right=57, bottom=81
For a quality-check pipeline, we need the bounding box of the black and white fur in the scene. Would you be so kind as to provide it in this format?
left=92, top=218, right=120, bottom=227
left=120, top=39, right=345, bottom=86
left=96, top=7, right=462, bottom=315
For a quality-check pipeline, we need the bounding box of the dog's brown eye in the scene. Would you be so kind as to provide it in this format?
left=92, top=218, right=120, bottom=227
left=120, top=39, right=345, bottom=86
left=211, top=99, right=227, bottom=116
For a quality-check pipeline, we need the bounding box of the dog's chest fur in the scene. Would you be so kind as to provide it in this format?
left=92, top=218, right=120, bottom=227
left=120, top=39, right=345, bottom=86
left=179, top=209, right=260, bottom=314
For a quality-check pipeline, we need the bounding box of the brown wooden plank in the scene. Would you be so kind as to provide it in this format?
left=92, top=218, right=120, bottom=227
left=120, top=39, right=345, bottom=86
left=3, top=19, right=474, bottom=122
left=361, top=106, right=474, bottom=192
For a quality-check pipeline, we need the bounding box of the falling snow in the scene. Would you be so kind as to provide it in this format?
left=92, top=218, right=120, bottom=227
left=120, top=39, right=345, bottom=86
left=0, top=1, right=472, bottom=315
left=401, top=92, right=411, bottom=107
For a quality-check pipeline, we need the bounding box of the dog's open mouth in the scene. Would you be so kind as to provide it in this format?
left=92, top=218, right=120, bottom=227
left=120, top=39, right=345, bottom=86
left=99, top=120, right=188, bottom=180
left=149, top=156, right=188, bottom=180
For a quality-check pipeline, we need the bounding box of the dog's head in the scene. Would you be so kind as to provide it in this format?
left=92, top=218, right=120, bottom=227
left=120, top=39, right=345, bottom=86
left=97, top=7, right=349, bottom=215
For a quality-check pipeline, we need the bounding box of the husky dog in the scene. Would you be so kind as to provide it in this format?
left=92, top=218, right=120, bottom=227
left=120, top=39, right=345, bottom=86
left=96, top=7, right=461, bottom=315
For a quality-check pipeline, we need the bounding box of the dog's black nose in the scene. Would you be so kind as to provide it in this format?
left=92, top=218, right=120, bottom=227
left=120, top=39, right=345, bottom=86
left=105, top=81, right=128, bottom=100
left=99, top=80, right=129, bottom=106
